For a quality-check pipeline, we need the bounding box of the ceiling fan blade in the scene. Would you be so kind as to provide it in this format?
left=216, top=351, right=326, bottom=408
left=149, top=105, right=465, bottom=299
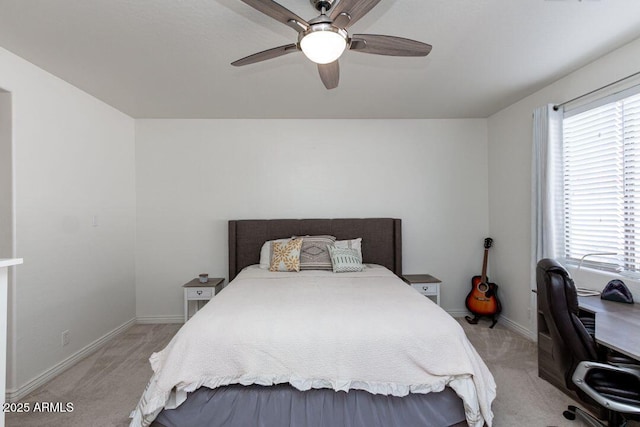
left=240, top=0, right=309, bottom=32
left=318, top=61, right=339, bottom=90
left=330, top=0, right=381, bottom=28
left=231, top=44, right=299, bottom=66
left=350, top=34, right=432, bottom=57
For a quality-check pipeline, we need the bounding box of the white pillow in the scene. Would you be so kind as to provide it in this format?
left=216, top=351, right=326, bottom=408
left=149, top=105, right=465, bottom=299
left=334, top=238, right=362, bottom=261
left=259, top=238, right=289, bottom=269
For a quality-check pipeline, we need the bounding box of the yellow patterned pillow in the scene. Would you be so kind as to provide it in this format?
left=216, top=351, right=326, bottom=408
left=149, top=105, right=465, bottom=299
left=269, top=238, right=303, bottom=272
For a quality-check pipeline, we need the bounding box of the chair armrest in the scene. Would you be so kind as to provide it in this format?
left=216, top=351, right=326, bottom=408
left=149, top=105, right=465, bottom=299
left=607, top=351, right=640, bottom=368
left=572, top=361, right=640, bottom=415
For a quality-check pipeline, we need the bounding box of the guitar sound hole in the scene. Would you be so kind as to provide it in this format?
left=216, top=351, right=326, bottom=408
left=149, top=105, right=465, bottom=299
left=477, top=283, right=488, bottom=292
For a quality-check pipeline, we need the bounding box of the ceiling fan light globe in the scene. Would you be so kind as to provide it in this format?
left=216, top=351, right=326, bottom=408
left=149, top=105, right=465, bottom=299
left=300, top=26, right=347, bottom=64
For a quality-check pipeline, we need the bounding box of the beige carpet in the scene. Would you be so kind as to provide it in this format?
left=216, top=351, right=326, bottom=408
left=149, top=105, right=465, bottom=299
left=6, top=323, right=181, bottom=427
left=6, top=318, right=633, bottom=427
left=459, top=319, right=589, bottom=427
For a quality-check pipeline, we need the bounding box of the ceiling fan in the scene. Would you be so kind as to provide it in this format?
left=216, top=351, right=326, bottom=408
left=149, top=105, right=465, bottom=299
left=231, top=0, right=432, bottom=89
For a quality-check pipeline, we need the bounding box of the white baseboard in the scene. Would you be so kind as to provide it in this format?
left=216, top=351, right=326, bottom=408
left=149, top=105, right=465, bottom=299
left=498, top=315, right=535, bottom=341
left=136, top=315, right=184, bottom=324
left=446, top=309, right=535, bottom=341
left=6, top=317, right=136, bottom=402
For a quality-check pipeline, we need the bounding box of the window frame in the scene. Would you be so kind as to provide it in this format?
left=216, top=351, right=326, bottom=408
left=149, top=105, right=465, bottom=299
left=561, top=85, right=640, bottom=275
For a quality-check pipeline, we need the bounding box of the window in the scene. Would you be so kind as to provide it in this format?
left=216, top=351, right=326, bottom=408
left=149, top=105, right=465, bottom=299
left=562, top=89, right=640, bottom=273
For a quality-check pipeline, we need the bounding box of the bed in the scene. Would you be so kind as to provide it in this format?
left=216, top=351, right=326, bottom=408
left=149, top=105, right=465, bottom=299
left=130, top=218, right=495, bottom=427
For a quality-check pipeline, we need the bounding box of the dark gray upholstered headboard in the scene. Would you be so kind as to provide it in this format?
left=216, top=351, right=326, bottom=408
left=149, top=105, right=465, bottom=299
left=228, top=218, right=402, bottom=281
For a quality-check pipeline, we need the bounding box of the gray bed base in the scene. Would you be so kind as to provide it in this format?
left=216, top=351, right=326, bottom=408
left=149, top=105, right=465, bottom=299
left=151, top=218, right=468, bottom=427
left=152, top=384, right=468, bottom=427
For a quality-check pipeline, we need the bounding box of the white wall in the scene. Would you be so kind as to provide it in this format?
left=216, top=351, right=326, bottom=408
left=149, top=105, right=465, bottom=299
left=136, top=119, right=489, bottom=319
left=0, top=47, right=136, bottom=394
left=0, top=92, right=11, bottom=259
left=487, top=37, right=640, bottom=337
left=0, top=91, right=15, bottom=406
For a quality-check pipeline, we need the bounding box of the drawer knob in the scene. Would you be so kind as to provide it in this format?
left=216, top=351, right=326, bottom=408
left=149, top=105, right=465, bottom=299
left=197, top=290, right=203, bottom=295
left=423, top=286, right=428, bottom=291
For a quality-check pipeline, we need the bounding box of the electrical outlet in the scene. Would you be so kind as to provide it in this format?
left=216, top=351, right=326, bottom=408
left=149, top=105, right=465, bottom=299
left=62, top=330, right=70, bottom=347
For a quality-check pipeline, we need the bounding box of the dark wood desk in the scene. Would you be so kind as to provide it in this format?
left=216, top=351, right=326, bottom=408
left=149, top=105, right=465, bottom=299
left=578, top=296, right=640, bottom=361
left=538, top=294, right=640, bottom=401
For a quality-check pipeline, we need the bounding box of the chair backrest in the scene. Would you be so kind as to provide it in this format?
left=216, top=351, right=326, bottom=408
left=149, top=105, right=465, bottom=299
left=536, top=258, right=598, bottom=389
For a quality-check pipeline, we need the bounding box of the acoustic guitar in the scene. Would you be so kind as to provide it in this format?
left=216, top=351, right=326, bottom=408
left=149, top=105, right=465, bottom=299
left=465, top=238, right=502, bottom=328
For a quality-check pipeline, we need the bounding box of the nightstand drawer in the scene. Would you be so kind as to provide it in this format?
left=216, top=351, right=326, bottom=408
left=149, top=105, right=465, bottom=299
left=412, top=283, right=438, bottom=295
left=186, top=288, right=213, bottom=299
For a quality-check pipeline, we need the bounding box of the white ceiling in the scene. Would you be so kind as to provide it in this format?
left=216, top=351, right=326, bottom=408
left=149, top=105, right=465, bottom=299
left=1, top=0, right=640, bottom=119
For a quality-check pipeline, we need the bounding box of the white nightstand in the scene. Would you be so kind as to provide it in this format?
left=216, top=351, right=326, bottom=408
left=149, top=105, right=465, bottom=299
left=183, top=277, right=224, bottom=322
left=402, top=274, right=442, bottom=306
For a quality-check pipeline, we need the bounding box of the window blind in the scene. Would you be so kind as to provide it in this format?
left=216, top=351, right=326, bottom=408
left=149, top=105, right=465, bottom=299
left=562, top=91, right=640, bottom=272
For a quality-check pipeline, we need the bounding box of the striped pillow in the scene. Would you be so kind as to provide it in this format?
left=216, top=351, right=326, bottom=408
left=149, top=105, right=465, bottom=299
left=334, top=238, right=362, bottom=262
left=296, top=235, right=336, bottom=270
left=328, top=246, right=365, bottom=273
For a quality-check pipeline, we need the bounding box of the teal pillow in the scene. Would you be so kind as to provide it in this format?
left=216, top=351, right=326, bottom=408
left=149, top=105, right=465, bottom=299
left=328, top=246, right=364, bottom=273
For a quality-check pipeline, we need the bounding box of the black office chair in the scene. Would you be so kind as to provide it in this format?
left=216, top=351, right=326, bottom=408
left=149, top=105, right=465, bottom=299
left=536, top=258, right=640, bottom=427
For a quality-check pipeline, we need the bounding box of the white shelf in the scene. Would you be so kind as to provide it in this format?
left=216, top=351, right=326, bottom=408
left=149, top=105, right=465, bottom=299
left=0, top=259, right=23, bottom=268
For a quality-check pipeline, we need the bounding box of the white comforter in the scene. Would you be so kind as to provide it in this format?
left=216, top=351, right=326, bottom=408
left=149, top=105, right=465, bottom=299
left=130, top=265, right=496, bottom=427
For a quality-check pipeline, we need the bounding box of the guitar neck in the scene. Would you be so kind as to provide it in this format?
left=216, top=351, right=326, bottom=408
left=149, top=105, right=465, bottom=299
left=481, top=249, right=489, bottom=282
